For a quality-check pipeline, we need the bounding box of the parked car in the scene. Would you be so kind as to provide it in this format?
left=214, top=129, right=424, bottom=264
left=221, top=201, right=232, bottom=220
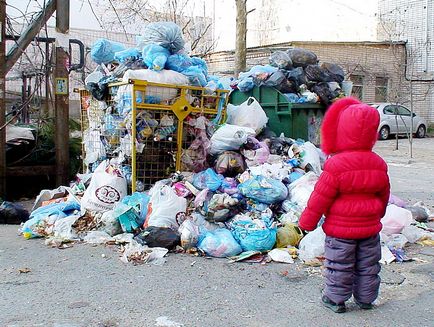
left=368, top=103, right=427, bottom=140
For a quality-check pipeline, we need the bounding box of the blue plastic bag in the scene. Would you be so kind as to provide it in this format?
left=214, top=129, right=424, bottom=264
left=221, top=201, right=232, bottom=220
left=114, top=48, right=142, bottom=63
left=238, top=65, right=277, bottom=79
left=142, top=44, right=170, bottom=71
left=91, top=39, right=126, bottom=64
left=190, top=57, right=208, bottom=75
left=114, top=202, right=141, bottom=233
left=198, top=228, right=242, bottom=257
left=230, top=218, right=277, bottom=252
left=182, top=66, right=207, bottom=87
left=284, top=93, right=300, bottom=103
left=22, top=201, right=81, bottom=239
left=139, top=22, right=185, bottom=54
left=121, top=192, right=150, bottom=225
left=192, top=168, right=224, bottom=191
left=238, top=175, right=288, bottom=204
left=166, top=53, right=193, bottom=72
left=237, top=77, right=255, bottom=92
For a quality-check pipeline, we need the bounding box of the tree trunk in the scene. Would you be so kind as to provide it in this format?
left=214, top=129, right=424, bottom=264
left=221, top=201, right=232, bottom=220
left=235, top=0, right=247, bottom=77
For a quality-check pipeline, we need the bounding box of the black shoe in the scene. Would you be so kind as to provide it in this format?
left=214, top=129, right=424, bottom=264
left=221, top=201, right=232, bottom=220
left=321, top=295, right=346, bottom=313
left=355, top=300, right=373, bottom=310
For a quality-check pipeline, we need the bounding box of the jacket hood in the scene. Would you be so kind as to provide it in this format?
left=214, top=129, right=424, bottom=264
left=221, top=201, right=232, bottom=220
left=321, top=97, right=380, bottom=155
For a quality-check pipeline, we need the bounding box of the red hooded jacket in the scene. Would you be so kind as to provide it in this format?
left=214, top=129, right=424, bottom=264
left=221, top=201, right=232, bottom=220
left=298, top=97, right=390, bottom=239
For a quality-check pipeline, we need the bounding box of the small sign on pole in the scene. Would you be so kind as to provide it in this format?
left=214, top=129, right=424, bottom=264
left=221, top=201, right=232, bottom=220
left=55, top=77, right=68, bottom=95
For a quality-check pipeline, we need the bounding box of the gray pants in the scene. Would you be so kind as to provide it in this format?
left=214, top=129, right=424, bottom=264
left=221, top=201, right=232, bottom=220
left=323, top=234, right=381, bottom=304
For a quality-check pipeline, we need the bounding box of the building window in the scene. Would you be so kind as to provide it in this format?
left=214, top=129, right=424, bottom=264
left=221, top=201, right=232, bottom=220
left=349, top=75, right=364, bottom=100
left=375, top=77, right=388, bottom=102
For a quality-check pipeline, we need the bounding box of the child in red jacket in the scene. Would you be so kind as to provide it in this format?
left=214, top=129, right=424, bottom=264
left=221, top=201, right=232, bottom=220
left=298, top=97, right=390, bottom=313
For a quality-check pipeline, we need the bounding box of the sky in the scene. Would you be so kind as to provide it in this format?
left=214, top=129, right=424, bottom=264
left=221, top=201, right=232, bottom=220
left=9, top=0, right=380, bottom=51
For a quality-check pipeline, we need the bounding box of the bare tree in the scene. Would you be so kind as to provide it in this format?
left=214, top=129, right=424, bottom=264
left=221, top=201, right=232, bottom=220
left=234, top=0, right=247, bottom=77
left=94, top=0, right=215, bottom=55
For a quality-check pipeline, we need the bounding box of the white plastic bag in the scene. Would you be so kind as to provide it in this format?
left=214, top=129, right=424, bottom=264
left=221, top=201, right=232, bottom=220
left=122, top=69, right=189, bottom=102
left=81, top=161, right=127, bottom=212
left=178, top=219, right=200, bottom=249
left=145, top=185, right=187, bottom=229
left=381, top=204, right=413, bottom=236
left=98, top=210, right=123, bottom=236
left=298, top=226, right=326, bottom=262
left=299, top=142, right=322, bottom=175
left=401, top=225, right=432, bottom=243
left=210, top=124, right=255, bottom=155
left=53, top=215, right=80, bottom=241
left=287, top=172, right=318, bottom=209
left=226, top=97, right=268, bottom=134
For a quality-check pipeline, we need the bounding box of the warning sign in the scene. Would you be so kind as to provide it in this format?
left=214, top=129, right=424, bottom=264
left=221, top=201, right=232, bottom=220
left=55, top=78, right=68, bottom=95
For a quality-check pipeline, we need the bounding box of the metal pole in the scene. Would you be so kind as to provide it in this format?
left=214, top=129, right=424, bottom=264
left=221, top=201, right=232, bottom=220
left=55, top=0, right=70, bottom=186
left=0, top=0, right=7, bottom=198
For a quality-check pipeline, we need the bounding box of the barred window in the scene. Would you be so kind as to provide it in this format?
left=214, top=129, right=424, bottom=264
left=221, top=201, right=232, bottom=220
left=349, top=75, right=364, bottom=100
left=375, top=77, right=388, bottom=102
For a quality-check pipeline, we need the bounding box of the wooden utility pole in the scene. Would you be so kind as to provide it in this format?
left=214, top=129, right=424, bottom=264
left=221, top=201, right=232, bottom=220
left=55, top=0, right=70, bottom=186
left=235, top=0, right=247, bottom=77
left=0, top=0, right=6, bottom=198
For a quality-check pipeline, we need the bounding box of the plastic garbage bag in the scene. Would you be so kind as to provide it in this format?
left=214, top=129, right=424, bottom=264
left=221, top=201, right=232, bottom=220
left=312, top=82, right=339, bottom=106
left=22, top=201, right=80, bottom=239
left=81, top=160, right=127, bottom=212
left=231, top=218, right=277, bottom=252
left=226, top=97, right=268, bottom=134
left=237, top=77, right=255, bottom=92
left=280, top=201, right=303, bottom=224
left=381, top=205, right=413, bottom=235
left=286, top=48, right=318, bottom=67
left=0, top=201, right=29, bottom=224
left=276, top=223, right=303, bottom=247
left=122, top=69, right=189, bottom=101
left=178, top=219, right=200, bottom=249
left=120, top=241, right=168, bottom=264
left=285, top=67, right=307, bottom=87
left=192, top=168, right=224, bottom=191
left=299, top=142, right=322, bottom=175
left=181, top=127, right=211, bottom=173
left=298, top=226, right=326, bottom=262
left=238, top=175, right=288, bottom=204
left=138, top=22, right=185, bottom=53
left=401, top=225, right=433, bottom=243
left=198, top=228, right=242, bottom=257
left=121, top=192, right=150, bottom=225
left=238, top=65, right=277, bottom=79
left=219, top=177, right=239, bottom=195
left=406, top=205, right=429, bottom=223
left=241, top=137, right=270, bottom=167
left=98, top=210, right=123, bottom=236
left=304, top=64, right=332, bottom=82
left=385, top=234, right=409, bottom=249
left=287, top=172, right=318, bottom=209
left=135, top=226, right=180, bottom=250
left=114, top=202, right=141, bottom=233
left=284, top=93, right=300, bottom=103
left=114, top=48, right=142, bottom=63
left=268, top=248, right=294, bottom=263
left=388, top=194, right=407, bottom=208
left=166, top=53, right=193, bottom=72
left=269, top=50, right=293, bottom=70
left=210, top=124, right=256, bottom=155
left=191, top=57, right=208, bottom=75
left=91, top=38, right=126, bottom=64
left=52, top=214, right=80, bottom=241
left=214, top=151, right=246, bottom=177
left=144, top=185, right=187, bottom=229
left=205, top=193, right=240, bottom=223
left=321, top=62, right=345, bottom=83
left=142, top=44, right=170, bottom=71
left=182, top=65, right=207, bottom=87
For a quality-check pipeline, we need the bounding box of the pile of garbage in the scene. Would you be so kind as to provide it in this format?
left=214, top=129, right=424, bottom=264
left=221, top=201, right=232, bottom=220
left=18, top=93, right=434, bottom=265
left=232, top=48, right=349, bottom=106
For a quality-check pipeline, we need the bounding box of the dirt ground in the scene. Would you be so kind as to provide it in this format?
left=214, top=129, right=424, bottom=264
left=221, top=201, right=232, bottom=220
left=1, top=138, right=434, bottom=327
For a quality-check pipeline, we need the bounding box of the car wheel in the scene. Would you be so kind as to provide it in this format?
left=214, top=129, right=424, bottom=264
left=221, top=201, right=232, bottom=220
left=379, top=126, right=390, bottom=140
left=416, top=125, right=426, bottom=138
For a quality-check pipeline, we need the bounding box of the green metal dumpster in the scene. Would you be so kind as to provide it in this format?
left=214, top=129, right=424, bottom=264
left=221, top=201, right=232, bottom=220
left=229, top=86, right=327, bottom=145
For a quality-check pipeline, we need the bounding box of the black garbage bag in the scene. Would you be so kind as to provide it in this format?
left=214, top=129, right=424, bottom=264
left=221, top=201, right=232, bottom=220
left=285, top=67, right=307, bottom=88
left=286, top=48, right=318, bottom=68
left=269, top=51, right=293, bottom=70
left=214, top=151, right=246, bottom=177
left=135, top=226, right=180, bottom=249
left=269, top=136, right=294, bottom=155
left=254, top=71, right=298, bottom=93
left=0, top=201, right=30, bottom=224
left=311, top=82, right=339, bottom=106
left=305, top=64, right=332, bottom=82
left=406, top=206, right=429, bottom=223
left=321, top=63, right=345, bottom=83
left=86, top=82, right=108, bottom=101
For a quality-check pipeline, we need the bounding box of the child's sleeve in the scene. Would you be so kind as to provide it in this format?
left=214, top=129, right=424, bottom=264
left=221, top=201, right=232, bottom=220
left=378, top=171, right=391, bottom=218
left=298, top=168, right=339, bottom=231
